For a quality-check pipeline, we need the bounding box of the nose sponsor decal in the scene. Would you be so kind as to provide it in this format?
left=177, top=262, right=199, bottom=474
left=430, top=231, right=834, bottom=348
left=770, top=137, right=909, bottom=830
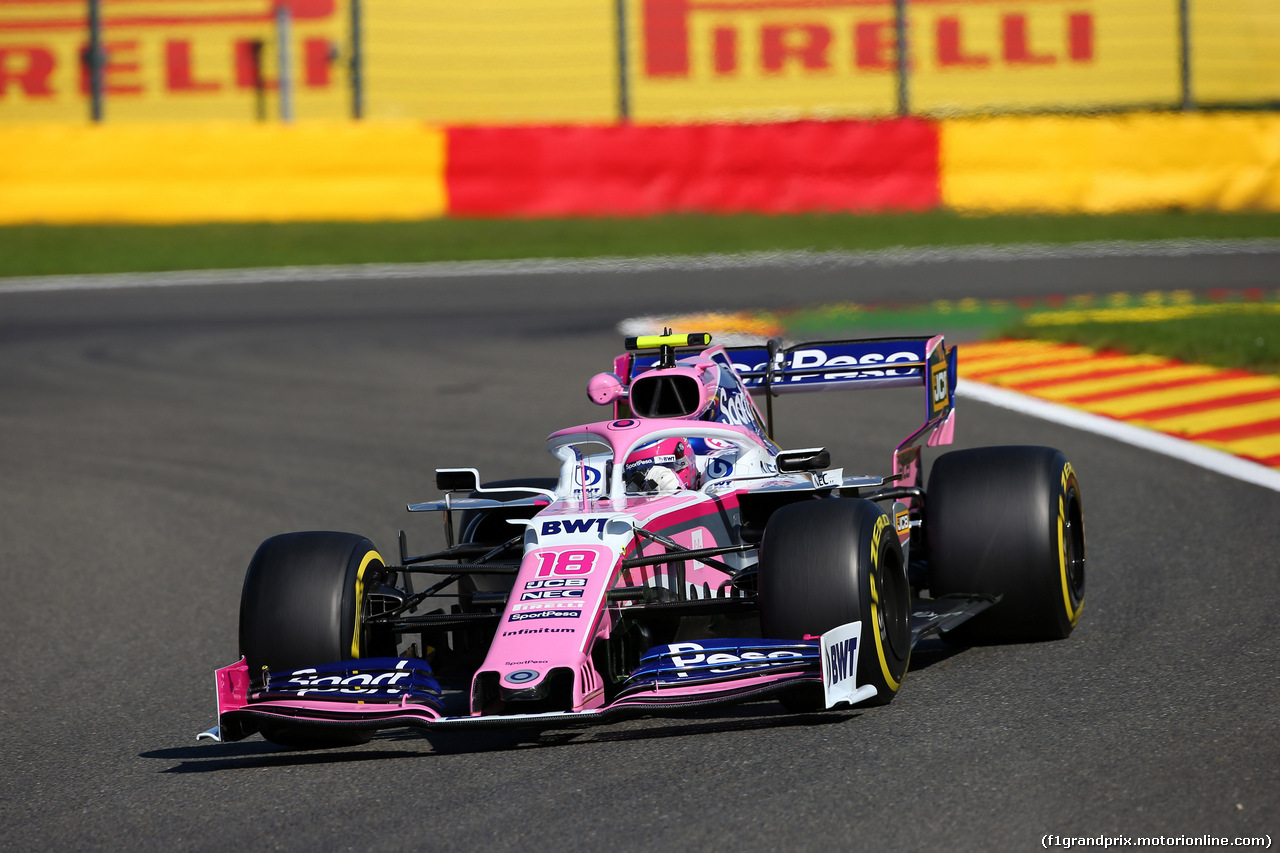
left=541, top=518, right=609, bottom=536
left=503, top=669, right=540, bottom=684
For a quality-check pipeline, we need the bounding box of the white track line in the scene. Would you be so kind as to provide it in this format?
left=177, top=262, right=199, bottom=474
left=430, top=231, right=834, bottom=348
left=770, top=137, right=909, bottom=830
left=957, top=379, right=1280, bottom=493
left=2, top=237, right=1278, bottom=294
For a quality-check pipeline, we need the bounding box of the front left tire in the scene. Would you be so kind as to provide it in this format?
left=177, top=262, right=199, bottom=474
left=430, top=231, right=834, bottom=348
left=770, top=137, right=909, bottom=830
left=759, top=498, right=911, bottom=708
left=239, top=531, right=393, bottom=747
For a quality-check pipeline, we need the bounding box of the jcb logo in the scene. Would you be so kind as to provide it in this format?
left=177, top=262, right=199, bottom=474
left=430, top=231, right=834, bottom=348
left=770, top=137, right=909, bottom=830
left=930, top=360, right=949, bottom=413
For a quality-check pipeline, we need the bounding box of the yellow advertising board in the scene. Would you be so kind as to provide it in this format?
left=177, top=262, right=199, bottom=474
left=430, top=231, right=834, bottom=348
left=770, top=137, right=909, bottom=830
left=0, top=121, right=446, bottom=223
left=630, top=0, right=1183, bottom=121
left=362, top=0, right=617, bottom=123
left=1193, top=0, right=1280, bottom=105
left=0, top=0, right=1277, bottom=126
left=941, top=113, right=1280, bottom=212
left=908, top=0, right=1179, bottom=113
left=0, top=0, right=349, bottom=123
left=627, top=0, right=900, bottom=121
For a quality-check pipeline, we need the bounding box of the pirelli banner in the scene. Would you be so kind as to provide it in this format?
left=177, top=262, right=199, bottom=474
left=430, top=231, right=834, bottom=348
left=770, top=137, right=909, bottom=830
left=0, top=0, right=1278, bottom=123
left=0, top=0, right=350, bottom=123
left=633, top=0, right=1280, bottom=119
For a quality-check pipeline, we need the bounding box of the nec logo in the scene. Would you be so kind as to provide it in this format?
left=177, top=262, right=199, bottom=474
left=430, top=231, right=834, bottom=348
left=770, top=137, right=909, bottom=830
left=519, top=589, right=585, bottom=601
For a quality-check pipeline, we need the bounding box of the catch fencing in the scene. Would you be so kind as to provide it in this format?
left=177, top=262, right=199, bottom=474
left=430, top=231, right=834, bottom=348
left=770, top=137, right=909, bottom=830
left=1, top=0, right=1277, bottom=125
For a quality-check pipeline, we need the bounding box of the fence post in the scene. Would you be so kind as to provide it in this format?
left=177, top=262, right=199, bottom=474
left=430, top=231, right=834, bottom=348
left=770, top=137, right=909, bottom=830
left=615, top=0, right=630, bottom=123
left=895, top=0, right=910, bottom=117
left=1179, top=0, right=1194, bottom=110
left=350, top=0, right=364, bottom=119
left=86, top=0, right=105, bottom=122
left=276, top=3, right=294, bottom=122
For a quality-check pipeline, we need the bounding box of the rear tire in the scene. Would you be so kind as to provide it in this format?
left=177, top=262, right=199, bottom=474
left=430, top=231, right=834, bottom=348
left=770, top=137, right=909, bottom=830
left=759, top=499, right=910, bottom=709
left=239, top=531, right=393, bottom=747
left=926, top=446, right=1085, bottom=643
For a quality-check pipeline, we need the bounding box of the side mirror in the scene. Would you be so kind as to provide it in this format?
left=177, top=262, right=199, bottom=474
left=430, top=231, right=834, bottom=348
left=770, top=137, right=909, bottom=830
left=776, top=448, right=831, bottom=473
left=435, top=468, right=480, bottom=492
left=587, top=372, right=627, bottom=406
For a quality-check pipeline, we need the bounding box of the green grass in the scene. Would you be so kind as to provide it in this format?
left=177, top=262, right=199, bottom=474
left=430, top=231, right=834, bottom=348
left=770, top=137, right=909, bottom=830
left=1004, top=314, right=1280, bottom=375
left=1, top=210, right=1277, bottom=278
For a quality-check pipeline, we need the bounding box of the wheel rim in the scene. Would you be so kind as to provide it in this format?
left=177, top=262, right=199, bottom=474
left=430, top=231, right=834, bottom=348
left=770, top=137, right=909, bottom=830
left=1063, top=489, right=1085, bottom=606
left=877, top=548, right=910, bottom=662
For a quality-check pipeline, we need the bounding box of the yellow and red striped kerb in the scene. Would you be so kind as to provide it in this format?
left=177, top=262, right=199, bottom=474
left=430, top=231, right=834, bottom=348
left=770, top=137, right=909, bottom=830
left=961, top=340, right=1280, bottom=470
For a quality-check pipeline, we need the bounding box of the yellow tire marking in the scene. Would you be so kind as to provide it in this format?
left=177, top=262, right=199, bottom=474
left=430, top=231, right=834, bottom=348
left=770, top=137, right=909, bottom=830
left=351, top=549, right=385, bottom=659
left=868, top=514, right=900, bottom=692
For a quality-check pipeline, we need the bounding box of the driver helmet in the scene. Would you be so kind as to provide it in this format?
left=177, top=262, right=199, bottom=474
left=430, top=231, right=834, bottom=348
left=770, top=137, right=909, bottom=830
left=623, top=437, right=698, bottom=494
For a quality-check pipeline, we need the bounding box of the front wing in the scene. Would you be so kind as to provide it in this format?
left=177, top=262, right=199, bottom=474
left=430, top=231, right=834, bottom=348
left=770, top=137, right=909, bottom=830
left=200, top=634, right=849, bottom=742
left=199, top=595, right=994, bottom=742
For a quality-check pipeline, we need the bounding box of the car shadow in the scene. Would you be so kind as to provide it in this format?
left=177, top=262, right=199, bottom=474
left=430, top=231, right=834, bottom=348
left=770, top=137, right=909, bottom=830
left=419, top=706, right=859, bottom=755
left=142, top=741, right=428, bottom=773
left=144, top=704, right=859, bottom=772
left=906, top=637, right=967, bottom=671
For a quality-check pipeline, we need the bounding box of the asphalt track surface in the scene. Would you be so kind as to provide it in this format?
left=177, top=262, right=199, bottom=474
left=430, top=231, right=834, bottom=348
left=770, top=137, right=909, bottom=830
left=2, top=247, right=1278, bottom=851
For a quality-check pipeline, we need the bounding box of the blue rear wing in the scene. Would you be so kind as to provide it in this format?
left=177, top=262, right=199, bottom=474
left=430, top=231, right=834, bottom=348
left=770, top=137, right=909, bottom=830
left=724, top=336, right=956, bottom=426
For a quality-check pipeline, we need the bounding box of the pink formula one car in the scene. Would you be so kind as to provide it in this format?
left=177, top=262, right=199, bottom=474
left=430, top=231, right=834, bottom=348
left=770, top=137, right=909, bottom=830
left=199, top=331, right=1085, bottom=747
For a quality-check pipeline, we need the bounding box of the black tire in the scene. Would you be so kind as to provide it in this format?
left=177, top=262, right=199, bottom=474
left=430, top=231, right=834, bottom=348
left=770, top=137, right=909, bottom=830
left=926, top=446, right=1085, bottom=643
left=239, top=531, right=392, bottom=747
left=759, top=499, right=911, bottom=709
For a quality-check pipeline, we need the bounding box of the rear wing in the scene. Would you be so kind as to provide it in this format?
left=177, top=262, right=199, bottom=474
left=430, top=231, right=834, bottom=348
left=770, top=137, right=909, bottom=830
left=617, top=333, right=956, bottom=495
left=724, top=335, right=956, bottom=432
left=725, top=335, right=958, bottom=504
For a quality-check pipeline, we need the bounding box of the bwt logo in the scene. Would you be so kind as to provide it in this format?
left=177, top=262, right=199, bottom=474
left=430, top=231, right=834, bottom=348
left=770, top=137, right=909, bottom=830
left=572, top=466, right=603, bottom=488
left=826, top=636, right=858, bottom=685
left=643, top=0, right=1095, bottom=80
left=540, top=518, right=609, bottom=536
